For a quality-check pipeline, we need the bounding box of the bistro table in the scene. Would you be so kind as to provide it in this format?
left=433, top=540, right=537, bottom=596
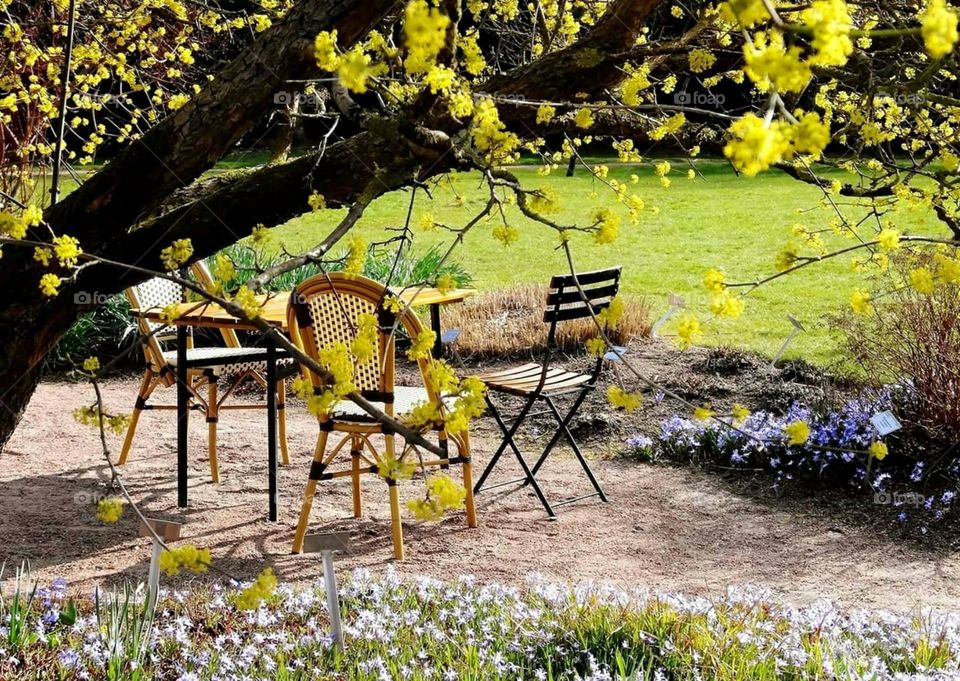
left=133, top=285, right=476, bottom=521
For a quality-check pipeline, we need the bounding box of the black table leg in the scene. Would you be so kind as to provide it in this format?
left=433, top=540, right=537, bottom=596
left=430, top=304, right=443, bottom=359
left=266, top=336, right=278, bottom=522
left=176, top=325, right=188, bottom=508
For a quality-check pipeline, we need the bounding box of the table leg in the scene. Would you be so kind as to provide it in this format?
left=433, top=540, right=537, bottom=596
left=430, top=304, right=443, bottom=359
left=177, top=324, right=188, bottom=508
left=267, top=336, right=278, bottom=522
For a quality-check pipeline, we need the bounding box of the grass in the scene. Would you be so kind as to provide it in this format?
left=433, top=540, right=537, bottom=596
left=36, top=157, right=946, bottom=365
left=267, top=160, right=945, bottom=365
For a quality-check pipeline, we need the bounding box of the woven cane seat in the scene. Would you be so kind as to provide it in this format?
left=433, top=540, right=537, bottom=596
left=161, top=346, right=293, bottom=376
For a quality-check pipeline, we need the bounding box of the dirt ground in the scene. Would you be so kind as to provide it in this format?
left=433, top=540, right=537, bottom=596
left=3, top=341, right=960, bottom=613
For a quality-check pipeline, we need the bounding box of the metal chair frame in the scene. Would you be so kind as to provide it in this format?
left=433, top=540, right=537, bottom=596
left=118, top=262, right=290, bottom=482
left=471, top=267, right=622, bottom=517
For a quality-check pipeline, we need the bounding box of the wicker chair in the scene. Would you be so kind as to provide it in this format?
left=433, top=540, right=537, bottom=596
left=118, top=262, right=290, bottom=482
left=288, top=273, right=477, bottom=560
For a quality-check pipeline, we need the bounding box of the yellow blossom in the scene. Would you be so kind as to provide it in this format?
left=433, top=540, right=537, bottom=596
left=607, top=386, right=642, bottom=412
left=921, top=0, right=959, bottom=59
left=96, top=497, right=123, bottom=523
left=909, top=267, right=935, bottom=295
left=784, top=420, right=811, bottom=445
left=676, top=315, right=702, bottom=350
left=39, top=273, right=62, bottom=297
left=850, top=288, right=874, bottom=315
left=160, top=238, right=193, bottom=270
left=869, top=440, right=888, bottom=460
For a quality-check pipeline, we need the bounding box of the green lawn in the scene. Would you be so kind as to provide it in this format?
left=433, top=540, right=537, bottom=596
left=39, top=158, right=944, bottom=364
left=268, top=160, right=944, bottom=365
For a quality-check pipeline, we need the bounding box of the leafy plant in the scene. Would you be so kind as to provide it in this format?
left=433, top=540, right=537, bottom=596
left=47, top=294, right=139, bottom=373
left=94, top=582, right=155, bottom=681
left=0, top=563, right=39, bottom=650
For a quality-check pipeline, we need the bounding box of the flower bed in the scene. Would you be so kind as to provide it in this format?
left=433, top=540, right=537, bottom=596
left=3, top=569, right=960, bottom=679
left=625, top=389, right=958, bottom=530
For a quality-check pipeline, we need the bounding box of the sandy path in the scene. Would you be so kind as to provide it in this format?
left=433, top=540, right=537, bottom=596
left=2, top=377, right=958, bottom=612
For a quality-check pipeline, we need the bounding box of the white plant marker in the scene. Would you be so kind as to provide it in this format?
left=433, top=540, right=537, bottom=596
left=138, top=518, right=182, bottom=610
left=651, top=294, right=686, bottom=338
left=771, top=315, right=806, bottom=368
left=870, top=410, right=902, bottom=436
left=303, top=531, right=352, bottom=650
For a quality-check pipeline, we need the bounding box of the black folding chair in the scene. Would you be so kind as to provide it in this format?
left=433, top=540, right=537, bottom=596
left=471, top=266, right=622, bottom=517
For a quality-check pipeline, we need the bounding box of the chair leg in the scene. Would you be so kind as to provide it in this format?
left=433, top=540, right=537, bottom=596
left=207, top=380, right=220, bottom=483
left=460, top=430, right=477, bottom=528
left=543, top=396, right=608, bottom=503
left=385, top=433, right=404, bottom=560
left=277, top=378, right=290, bottom=466
left=119, top=369, right=154, bottom=466
left=388, top=482, right=404, bottom=561
left=351, top=440, right=362, bottom=519
left=292, top=429, right=329, bottom=553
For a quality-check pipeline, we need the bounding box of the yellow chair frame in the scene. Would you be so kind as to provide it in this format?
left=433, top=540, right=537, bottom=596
left=287, top=273, right=476, bottom=560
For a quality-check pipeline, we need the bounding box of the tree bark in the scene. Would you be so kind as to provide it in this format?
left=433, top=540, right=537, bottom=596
left=0, top=0, right=398, bottom=450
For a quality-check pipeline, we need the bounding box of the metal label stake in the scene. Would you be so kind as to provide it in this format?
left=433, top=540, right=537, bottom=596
left=651, top=294, right=685, bottom=338
left=771, top=315, right=806, bottom=368
left=139, top=518, right=182, bottom=609
left=303, top=531, right=352, bottom=650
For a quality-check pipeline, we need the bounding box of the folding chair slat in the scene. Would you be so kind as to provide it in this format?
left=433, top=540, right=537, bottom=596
left=546, top=282, right=619, bottom=306
left=543, top=301, right=612, bottom=323
left=548, top=267, right=622, bottom=288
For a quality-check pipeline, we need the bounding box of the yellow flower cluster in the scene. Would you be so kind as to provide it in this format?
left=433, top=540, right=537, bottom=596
left=784, top=420, right=811, bottom=445
left=709, top=291, right=745, bottom=318
left=39, top=273, right=62, bottom=297
left=82, top=356, right=101, bottom=373
left=731, top=403, right=751, bottom=426
left=607, top=386, right=642, bottom=412
left=596, top=296, right=624, bottom=331
left=592, top=208, right=621, bottom=244
left=676, top=315, right=702, bottom=350
left=96, top=497, right=124, bottom=523
left=407, top=329, right=437, bottom=361
left=407, top=473, right=467, bottom=520
left=802, top=0, right=854, bottom=67
left=160, top=238, right=193, bottom=270
left=351, top=313, right=379, bottom=364
left=723, top=112, right=830, bottom=177
left=378, top=448, right=417, bottom=482
left=850, top=288, right=874, bottom=315
left=233, top=285, right=262, bottom=319
left=158, top=545, right=211, bottom=576
left=344, top=236, right=367, bottom=278
left=492, top=224, right=520, bottom=246
left=869, top=440, right=888, bottom=460
left=403, top=0, right=451, bottom=74
left=921, top=0, right=959, bottom=59
left=235, top=567, right=278, bottom=610
left=471, top=99, right=521, bottom=163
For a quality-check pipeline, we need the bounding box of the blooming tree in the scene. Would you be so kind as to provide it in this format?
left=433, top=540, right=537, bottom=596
left=0, top=0, right=957, bottom=475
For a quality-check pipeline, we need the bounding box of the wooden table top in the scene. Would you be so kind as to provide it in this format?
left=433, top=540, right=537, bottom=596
left=133, top=287, right=477, bottom=330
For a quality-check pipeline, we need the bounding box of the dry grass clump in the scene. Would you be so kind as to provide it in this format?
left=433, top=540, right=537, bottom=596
left=444, top=285, right=650, bottom=359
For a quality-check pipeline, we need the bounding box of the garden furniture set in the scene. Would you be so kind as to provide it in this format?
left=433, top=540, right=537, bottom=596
left=121, top=264, right=622, bottom=558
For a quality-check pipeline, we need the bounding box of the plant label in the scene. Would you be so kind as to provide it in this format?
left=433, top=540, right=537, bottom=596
left=870, top=410, right=901, bottom=436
